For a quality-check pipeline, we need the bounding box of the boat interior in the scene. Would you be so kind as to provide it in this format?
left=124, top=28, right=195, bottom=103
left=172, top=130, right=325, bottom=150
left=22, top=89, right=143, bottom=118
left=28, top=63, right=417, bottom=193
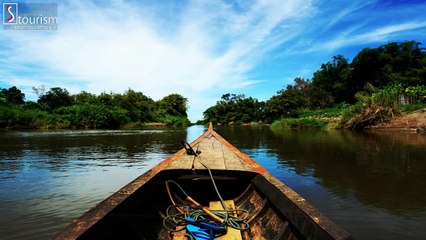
left=75, top=169, right=309, bottom=240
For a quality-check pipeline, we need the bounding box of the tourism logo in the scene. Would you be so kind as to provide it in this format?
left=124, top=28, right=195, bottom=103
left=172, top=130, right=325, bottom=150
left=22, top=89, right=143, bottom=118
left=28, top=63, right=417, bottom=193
left=3, top=3, right=17, bottom=24
left=2, top=3, right=58, bottom=30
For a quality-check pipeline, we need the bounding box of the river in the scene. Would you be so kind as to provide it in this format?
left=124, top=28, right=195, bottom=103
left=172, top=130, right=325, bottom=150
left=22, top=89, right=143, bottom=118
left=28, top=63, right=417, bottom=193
left=0, top=125, right=425, bottom=239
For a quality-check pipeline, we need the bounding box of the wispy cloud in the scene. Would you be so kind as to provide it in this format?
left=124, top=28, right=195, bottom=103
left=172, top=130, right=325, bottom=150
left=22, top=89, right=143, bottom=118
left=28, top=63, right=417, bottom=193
left=312, top=21, right=426, bottom=53
left=1, top=0, right=425, bottom=121
left=0, top=0, right=314, bottom=120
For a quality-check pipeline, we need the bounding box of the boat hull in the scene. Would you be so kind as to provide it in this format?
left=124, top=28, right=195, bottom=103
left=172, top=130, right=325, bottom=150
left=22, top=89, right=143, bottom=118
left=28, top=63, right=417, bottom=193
left=55, top=124, right=352, bottom=239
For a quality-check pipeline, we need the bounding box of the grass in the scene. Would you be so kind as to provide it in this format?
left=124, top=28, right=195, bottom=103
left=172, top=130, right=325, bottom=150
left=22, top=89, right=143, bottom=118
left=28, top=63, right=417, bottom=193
left=271, top=103, right=351, bottom=129
left=297, top=103, right=351, bottom=118
left=397, top=103, right=426, bottom=113
left=271, top=117, right=329, bottom=129
left=158, top=114, right=190, bottom=127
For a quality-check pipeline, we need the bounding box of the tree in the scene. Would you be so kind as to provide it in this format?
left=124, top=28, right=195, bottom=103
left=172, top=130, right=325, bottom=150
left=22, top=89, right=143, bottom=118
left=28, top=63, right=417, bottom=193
left=158, top=94, right=188, bottom=117
left=74, top=91, right=97, bottom=104
left=96, top=92, right=114, bottom=106
left=351, top=41, right=426, bottom=90
left=0, top=91, right=5, bottom=103
left=203, top=94, right=264, bottom=124
left=1, top=86, right=25, bottom=104
left=120, top=89, right=156, bottom=122
left=312, top=55, right=352, bottom=103
left=32, top=85, right=46, bottom=99
left=38, top=87, right=73, bottom=111
left=264, top=78, right=313, bottom=121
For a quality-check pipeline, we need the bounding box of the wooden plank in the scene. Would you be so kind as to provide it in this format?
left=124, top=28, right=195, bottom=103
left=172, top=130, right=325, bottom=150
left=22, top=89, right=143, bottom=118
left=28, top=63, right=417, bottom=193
left=172, top=226, right=186, bottom=240
left=209, top=200, right=242, bottom=240
left=166, top=154, right=195, bottom=169
left=165, top=133, right=253, bottom=172
left=194, top=137, right=227, bottom=170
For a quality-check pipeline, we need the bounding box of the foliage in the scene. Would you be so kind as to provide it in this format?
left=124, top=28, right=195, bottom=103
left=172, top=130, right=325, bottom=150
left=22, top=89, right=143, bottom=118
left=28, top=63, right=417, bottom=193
left=203, top=94, right=264, bottom=124
left=271, top=117, right=328, bottom=129
left=397, top=103, right=426, bottom=113
left=114, top=89, right=156, bottom=122
left=74, top=91, right=97, bottom=104
left=158, top=114, right=190, bottom=127
left=204, top=41, right=425, bottom=127
left=55, top=104, right=130, bottom=128
left=0, top=104, right=69, bottom=129
left=0, top=86, right=190, bottom=129
left=308, top=41, right=426, bottom=106
left=351, top=41, right=425, bottom=93
left=404, top=85, right=426, bottom=103
left=157, top=94, right=188, bottom=117
left=38, top=87, right=73, bottom=111
left=1, top=86, right=25, bottom=104
left=312, top=55, right=352, bottom=103
left=342, top=83, right=403, bottom=129
left=2, top=41, right=425, bottom=129
left=297, top=103, right=351, bottom=118
left=264, top=78, right=309, bottom=121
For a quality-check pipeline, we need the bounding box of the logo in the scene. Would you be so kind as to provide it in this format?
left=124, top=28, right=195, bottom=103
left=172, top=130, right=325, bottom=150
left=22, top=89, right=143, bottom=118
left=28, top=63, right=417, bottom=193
left=3, top=3, right=17, bottom=24
left=2, top=3, right=57, bottom=30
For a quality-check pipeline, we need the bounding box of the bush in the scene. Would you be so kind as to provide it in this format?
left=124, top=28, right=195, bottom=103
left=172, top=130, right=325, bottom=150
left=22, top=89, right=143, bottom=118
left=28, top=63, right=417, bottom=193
left=298, top=103, right=350, bottom=118
left=271, top=117, right=328, bottom=129
left=404, top=85, right=426, bottom=103
left=342, top=83, right=402, bottom=129
left=0, top=105, right=69, bottom=129
left=55, top=104, right=130, bottom=128
left=159, top=114, right=190, bottom=127
left=397, top=103, right=426, bottom=113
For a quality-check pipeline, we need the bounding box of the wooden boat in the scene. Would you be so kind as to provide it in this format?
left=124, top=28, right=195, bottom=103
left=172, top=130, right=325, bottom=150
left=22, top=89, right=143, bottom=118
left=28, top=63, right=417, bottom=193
left=55, top=123, right=352, bottom=240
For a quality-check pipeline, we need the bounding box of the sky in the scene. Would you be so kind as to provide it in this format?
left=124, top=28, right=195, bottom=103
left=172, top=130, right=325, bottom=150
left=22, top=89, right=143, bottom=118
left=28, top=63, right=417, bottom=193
left=1, top=0, right=425, bottom=122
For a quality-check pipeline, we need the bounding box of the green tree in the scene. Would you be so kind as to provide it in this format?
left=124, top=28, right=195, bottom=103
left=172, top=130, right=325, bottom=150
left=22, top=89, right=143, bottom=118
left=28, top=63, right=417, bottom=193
left=0, top=91, right=5, bottom=103
left=312, top=55, right=351, bottom=103
left=96, top=92, right=114, bottom=106
left=38, top=87, right=73, bottom=111
left=157, top=93, right=188, bottom=117
left=351, top=41, right=426, bottom=90
left=74, top=91, right=97, bottom=104
left=1, top=86, right=25, bottom=104
left=55, top=104, right=129, bottom=128
left=203, top=94, right=264, bottom=124
left=264, top=78, right=311, bottom=121
left=120, top=89, right=156, bottom=122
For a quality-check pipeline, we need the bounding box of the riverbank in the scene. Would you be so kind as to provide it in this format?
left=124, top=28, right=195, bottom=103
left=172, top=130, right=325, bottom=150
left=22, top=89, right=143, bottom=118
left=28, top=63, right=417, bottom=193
left=270, top=104, right=426, bottom=133
left=367, top=110, right=426, bottom=132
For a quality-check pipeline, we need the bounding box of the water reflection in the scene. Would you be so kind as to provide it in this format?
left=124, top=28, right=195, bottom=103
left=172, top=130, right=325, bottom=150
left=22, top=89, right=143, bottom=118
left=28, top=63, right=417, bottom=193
left=215, top=126, right=426, bottom=239
left=1, top=126, right=425, bottom=239
left=0, top=128, right=190, bottom=240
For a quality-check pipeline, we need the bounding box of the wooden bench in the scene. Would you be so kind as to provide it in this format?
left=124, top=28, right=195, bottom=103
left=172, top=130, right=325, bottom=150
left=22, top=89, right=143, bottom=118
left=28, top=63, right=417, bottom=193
left=209, top=200, right=242, bottom=240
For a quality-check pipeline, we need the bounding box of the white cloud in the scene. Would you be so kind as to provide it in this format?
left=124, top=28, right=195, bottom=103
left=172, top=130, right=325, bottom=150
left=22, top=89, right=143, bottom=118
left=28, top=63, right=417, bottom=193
left=1, top=0, right=314, bottom=121
left=317, top=21, right=426, bottom=52
left=2, top=0, right=424, bottom=121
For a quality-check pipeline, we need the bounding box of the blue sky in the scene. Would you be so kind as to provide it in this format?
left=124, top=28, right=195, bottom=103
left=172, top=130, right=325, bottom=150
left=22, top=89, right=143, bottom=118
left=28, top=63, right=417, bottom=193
left=1, top=0, right=425, bottom=121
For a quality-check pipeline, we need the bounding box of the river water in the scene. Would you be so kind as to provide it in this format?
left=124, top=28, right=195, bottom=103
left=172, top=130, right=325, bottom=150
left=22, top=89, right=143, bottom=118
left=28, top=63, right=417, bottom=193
left=0, top=125, right=425, bottom=239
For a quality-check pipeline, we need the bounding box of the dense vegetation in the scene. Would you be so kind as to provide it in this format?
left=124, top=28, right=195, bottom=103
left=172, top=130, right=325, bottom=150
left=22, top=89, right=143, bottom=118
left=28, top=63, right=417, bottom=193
left=2, top=41, right=425, bottom=130
left=203, top=41, right=426, bottom=128
left=0, top=86, right=190, bottom=129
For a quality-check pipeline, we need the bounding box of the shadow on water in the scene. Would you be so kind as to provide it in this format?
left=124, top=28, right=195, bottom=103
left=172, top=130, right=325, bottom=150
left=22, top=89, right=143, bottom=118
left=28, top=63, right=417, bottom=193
left=215, top=125, right=426, bottom=239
